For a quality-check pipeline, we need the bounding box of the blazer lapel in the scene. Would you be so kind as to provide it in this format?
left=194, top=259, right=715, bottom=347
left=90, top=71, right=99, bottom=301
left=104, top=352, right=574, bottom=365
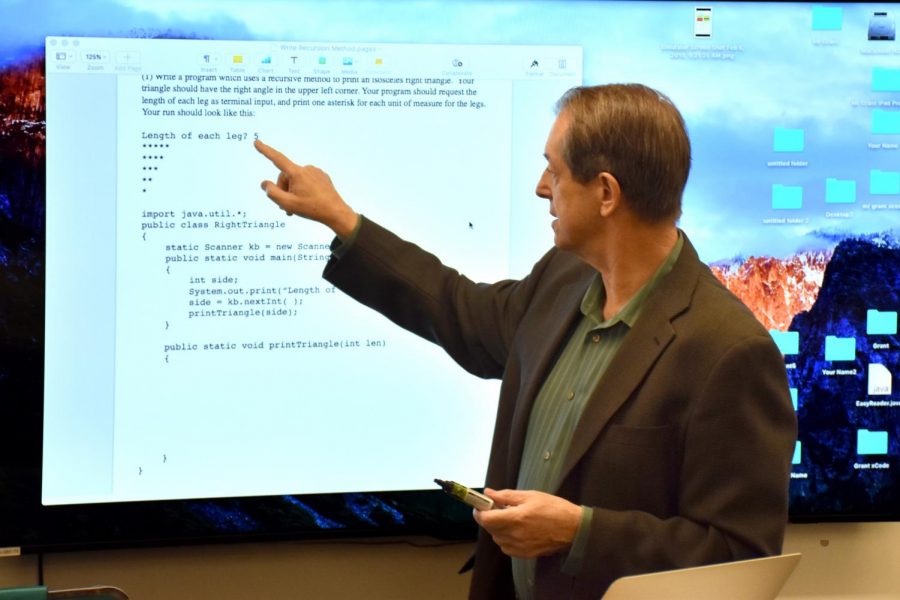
left=556, top=236, right=703, bottom=488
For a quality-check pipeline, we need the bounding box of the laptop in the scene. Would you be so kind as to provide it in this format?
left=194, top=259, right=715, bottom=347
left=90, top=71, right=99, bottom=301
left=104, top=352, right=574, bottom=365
left=600, top=553, right=802, bottom=600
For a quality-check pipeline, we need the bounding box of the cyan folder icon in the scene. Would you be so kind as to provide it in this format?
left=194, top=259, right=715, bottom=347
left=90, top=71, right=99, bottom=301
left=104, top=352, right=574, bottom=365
left=871, top=169, right=900, bottom=195
left=772, top=184, right=802, bottom=209
left=825, top=335, right=855, bottom=361
left=792, top=441, right=802, bottom=465
left=867, top=309, right=898, bottom=335
left=770, top=330, right=799, bottom=355
left=825, top=178, right=856, bottom=204
left=857, top=429, right=888, bottom=455
left=872, top=67, right=900, bottom=92
left=790, top=388, right=799, bottom=411
left=872, top=109, right=900, bottom=134
left=812, top=5, right=843, bottom=30
left=773, top=127, right=804, bottom=152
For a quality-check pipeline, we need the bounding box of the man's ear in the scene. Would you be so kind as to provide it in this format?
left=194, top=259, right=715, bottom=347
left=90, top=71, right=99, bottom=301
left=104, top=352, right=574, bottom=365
left=595, top=172, right=622, bottom=218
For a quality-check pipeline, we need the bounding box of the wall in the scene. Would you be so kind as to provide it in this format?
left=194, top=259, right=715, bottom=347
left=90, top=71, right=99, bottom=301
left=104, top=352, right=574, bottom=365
left=1, top=524, right=898, bottom=599
left=0, top=537, right=474, bottom=599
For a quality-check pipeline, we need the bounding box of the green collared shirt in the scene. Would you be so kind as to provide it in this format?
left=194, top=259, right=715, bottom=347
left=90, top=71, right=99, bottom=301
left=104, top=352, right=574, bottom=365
left=512, top=234, right=683, bottom=600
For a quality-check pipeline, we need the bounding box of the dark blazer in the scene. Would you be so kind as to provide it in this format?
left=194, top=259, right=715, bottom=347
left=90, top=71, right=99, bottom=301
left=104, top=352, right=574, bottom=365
left=324, top=217, right=797, bottom=600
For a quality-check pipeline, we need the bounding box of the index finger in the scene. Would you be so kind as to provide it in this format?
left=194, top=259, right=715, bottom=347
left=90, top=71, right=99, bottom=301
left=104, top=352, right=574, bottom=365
left=474, top=503, right=516, bottom=529
left=485, top=488, right=527, bottom=506
left=254, top=139, right=296, bottom=172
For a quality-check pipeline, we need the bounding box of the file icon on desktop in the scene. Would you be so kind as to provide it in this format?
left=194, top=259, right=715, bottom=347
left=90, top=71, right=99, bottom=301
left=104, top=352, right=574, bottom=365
left=871, top=169, right=900, bottom=195
left=792, top=441, right=802, bottom=465
left=872, top=109, right=900, bottom=134
left=868, top=364, right=892, bottom=396
left=857, top=429, right=888, bottom=455
left=772, top=184, right=803, bottom=209
left=773, top=127, right=804, bottom=152
left=867, top=309, right=898, bottom=335
left=872, top=67, right=900, bottom=92
left=825, top=335, right=855, bottom=361
left=825, top=178, right=856, bottom=204
left=812, top=5, right=843, bottom=30
left=770, top=330, right=799, bottom=355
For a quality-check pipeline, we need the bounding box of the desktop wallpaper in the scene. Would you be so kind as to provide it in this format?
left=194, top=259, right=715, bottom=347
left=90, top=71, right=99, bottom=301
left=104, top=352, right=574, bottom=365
left=0, top=0, right=898, bottom=547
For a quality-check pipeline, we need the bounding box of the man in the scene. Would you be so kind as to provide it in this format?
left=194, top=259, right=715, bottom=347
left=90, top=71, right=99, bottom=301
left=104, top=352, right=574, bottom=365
left=255, top=84, right=796, bottom=600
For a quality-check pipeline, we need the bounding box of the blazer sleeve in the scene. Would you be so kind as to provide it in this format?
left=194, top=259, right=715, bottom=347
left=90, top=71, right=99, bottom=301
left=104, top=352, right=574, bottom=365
left=322, top=216, right=555, bottom=380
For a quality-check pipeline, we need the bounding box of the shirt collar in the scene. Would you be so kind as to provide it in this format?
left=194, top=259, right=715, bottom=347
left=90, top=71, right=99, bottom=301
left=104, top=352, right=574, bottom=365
left=580, top=232, right=684, bottom=329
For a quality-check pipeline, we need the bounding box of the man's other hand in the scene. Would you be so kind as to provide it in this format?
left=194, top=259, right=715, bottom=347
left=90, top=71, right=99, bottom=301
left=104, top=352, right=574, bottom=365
left=473, top=489, right=582, bottom=559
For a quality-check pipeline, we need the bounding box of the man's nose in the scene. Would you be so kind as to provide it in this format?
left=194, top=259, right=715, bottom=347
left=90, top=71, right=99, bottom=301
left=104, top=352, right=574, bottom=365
left=535, top=170, right=551, bottom=200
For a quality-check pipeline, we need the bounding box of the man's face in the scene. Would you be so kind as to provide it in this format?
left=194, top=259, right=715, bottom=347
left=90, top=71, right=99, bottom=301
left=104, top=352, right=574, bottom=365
left=535, top=110, right=604, bottom=256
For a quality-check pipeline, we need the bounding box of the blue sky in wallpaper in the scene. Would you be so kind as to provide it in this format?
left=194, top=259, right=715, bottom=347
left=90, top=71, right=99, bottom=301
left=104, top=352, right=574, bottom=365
left=2, top=0, right=899, bottom=262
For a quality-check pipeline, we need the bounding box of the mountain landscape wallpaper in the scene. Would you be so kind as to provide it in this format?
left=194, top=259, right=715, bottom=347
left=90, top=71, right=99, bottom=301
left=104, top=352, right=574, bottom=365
left=2, top=0, right=899, bottom=549
left=714, top=236, right=900, bottom=516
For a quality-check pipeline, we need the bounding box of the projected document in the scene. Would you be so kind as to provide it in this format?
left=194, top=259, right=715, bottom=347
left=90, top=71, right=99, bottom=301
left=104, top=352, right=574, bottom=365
left=43, top=37, right=582, bottom=503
